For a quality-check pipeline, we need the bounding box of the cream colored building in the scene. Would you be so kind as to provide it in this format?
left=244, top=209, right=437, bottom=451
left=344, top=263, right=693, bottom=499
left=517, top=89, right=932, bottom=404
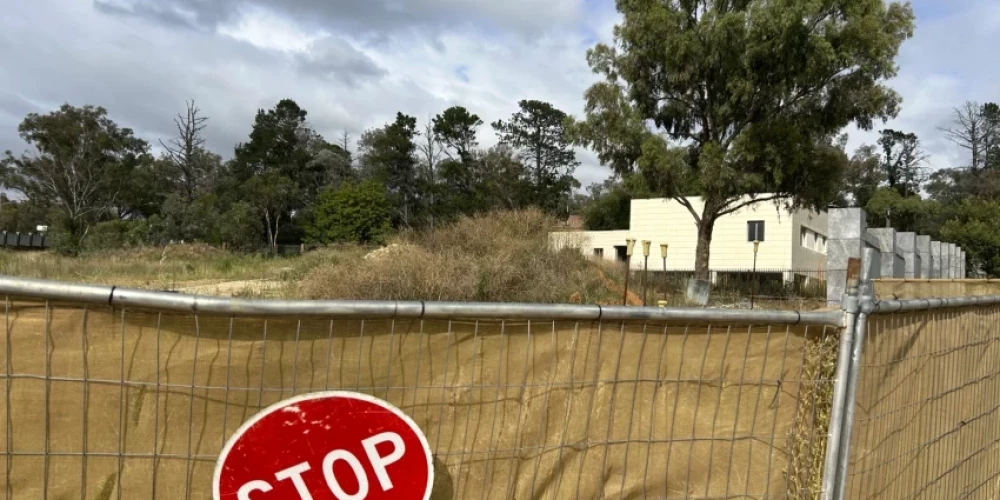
left=550, top=196, right=828, bottom=277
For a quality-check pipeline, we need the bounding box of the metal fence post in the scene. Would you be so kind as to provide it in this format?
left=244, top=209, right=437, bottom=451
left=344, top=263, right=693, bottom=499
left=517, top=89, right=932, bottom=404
left=832, top=248, right=879, bottom=500
left=819, top=256, right=862, bottom=500
left=820, top=248, right=879, bottom=500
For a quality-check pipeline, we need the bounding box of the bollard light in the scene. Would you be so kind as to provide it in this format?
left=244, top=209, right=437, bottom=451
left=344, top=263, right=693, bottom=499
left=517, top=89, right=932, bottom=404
left=642, top=240, right=651, bottom=257
left=626, top=239, right=636, bottom=257
left=660, top=243, right=668, bottom=259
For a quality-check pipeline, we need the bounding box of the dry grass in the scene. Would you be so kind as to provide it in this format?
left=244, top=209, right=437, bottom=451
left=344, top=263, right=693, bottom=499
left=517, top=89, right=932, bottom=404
left=0, top=243, right=364, bottom=296
left=300, top=209, right=623, bottom=304
left=785, top=330, right=839, bottom=499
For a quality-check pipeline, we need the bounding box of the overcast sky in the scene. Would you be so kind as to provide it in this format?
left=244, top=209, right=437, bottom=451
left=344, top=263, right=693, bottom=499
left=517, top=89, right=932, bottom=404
left=1, top=0, right=997, bottom=187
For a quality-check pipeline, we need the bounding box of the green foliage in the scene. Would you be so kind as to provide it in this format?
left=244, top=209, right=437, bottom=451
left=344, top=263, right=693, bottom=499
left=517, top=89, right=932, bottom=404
left=83, top=220, right=151, bottom=250
left=359, top=113, right=419, bottom=227
left=573, top=0, right=914, bottom=275
left=837, top=144, right=883, bottom=208
left=1, top=104, right=150, bottom=250
left=0, top=198, right=50, bottom=232
left=304, top=181, right=391, bottom=244
left=864, top=187, right=938, bottom=234
left=940, top=198, right=1000, bottom=276
left=148, top=193, right=219, bottom=243
left=244, top=171, right=300, bottom=249
left=878, top=129, right=925, bottom=196
left=493, top=100, right=580, bottom=213
left=432, top=106, right=482, bottom=162
left=217, top=202, right=264, bottom=251
left=582, top=180, right=631, bottom=231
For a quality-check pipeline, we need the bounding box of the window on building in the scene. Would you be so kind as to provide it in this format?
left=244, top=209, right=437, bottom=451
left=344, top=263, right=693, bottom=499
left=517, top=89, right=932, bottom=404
left=800, top=228, right=810, bottom=248
left=747, top=220, right=765, bottom=242
left=593, top=248, right=604, bottom=259
left=614, top=246, right=627, bottom=262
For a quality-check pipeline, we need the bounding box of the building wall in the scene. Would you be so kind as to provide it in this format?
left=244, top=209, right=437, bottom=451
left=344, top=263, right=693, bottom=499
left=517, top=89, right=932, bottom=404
left=549, top=230, right=630, bottom=261
left=552, top=196, right=825, bottom=271
left=791, top=209, right=829, bottom=272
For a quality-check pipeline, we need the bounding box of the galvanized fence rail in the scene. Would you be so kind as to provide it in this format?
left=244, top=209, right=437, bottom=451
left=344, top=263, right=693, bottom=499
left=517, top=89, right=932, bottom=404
left=3, top=251, right=1000, bottom=499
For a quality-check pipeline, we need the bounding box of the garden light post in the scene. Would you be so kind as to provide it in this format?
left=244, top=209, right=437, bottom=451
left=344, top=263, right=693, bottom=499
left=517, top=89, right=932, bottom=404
left=642, top=240, right=651, bottom=306
left=751, top=240, right=760, bottom=309
left=623, top=239, right=636, bottom=306
left=660, top=243, right=669, bottom=306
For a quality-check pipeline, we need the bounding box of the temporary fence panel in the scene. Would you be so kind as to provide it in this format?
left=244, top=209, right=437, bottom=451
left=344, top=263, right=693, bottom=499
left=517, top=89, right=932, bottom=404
left=841, top=302, right=1000, bottom=500
left=0, top=278, right=843, bottom=500
left=874, top=279, right=1000, bottom=301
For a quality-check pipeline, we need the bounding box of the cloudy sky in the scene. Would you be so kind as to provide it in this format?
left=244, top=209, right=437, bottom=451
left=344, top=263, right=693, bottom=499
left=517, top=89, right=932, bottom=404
left=0, top=0, right=996, bottom=187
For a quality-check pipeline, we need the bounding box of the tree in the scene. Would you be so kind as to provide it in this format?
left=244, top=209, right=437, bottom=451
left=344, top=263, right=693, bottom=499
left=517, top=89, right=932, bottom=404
left=940, top=198, right=1000, bottom=277
left=217, top=201, right=264, bottom=251
left=416, top=119, right=445, bottom=229
left=358, top=113, right=419, bottom=227
left=231, top=99, right=326, bottom=200
left=112, top=153, right=165, bottom=220
left=304, top=180, right=392, bottom=244
left=940, top=101, right=1000, bottom=172
left=475, top=145, right=529, bottom=211
left=1, top=104, right=149, bottom=252
left=581, top=178, right=632, bottom=230
left=159, top=100, right=220, bottom=201
left=306, top=140, right=353, bottom=189
left=878, top=129, right=925, bottom=196
left=865, top=187, right=936, bottom=233
left=433, top=106, right=483, bottom=163
left=572, top=0, right=914, bottom=278
left=838, top=143, right=883, bottom=208
left=0, top=196, right=50, bottom=233
left=244, top=171, right=299, bottom=250
left=493, top=100, right=580, bottom=212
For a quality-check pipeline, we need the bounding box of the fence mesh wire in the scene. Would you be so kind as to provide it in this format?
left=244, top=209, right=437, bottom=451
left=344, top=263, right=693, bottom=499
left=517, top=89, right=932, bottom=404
left=0, top=298, right=838, bottom=499
left=844, top=306, right=1000, bottom=500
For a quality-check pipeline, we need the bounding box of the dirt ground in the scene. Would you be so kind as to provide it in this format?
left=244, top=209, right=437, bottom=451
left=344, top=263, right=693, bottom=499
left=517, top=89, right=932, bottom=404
left=0, top=301, right=836, bottom=499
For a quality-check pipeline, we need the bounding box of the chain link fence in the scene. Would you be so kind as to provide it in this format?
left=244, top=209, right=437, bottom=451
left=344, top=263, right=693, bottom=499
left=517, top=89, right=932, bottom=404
left=0, top=279, right=843, bottom=499
left=4, top=257, right=1000, bottom=499
left=841, top=303, right=1000, bottom=500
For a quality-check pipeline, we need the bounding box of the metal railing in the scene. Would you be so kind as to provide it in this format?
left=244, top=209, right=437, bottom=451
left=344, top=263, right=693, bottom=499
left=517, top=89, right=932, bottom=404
left=636, top=268, right=827, bottom=308
left=5, top=252, right=1000, bottom=499
left=0, top=277, right=841, bottom=499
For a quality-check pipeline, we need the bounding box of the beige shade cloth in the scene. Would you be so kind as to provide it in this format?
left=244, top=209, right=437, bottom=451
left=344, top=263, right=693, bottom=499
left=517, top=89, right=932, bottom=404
left=1, top=301, right=836, bottom=499
left=874, top=279, right=1000, bottom=301
left=844, top=306, right=1000, bottom=499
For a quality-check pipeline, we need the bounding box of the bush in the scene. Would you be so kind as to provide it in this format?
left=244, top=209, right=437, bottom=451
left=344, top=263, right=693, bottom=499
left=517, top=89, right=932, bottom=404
left=217, top=202, right=264, bottom=251
left=304, top=180, right=392, bottom=245
left=83, top=219, right=151, bottom=250
left=299, top=209, right=620, bottom=303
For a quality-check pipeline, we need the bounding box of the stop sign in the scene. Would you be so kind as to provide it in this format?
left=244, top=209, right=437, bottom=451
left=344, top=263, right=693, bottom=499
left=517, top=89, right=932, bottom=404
left=214, top=391, right=434, bottom=500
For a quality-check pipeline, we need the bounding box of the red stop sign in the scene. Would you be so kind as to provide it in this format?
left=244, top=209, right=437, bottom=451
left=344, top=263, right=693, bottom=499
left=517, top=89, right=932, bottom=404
left=214, top=391, right=433, bottom=500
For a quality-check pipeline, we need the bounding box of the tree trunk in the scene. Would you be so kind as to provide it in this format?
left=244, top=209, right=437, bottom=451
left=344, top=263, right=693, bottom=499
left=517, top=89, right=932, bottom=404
left=263, top=211, right=275, bottom=250
left=694, top=213, right=716, bottom=281
left=273, top=215, right=281, bottom=251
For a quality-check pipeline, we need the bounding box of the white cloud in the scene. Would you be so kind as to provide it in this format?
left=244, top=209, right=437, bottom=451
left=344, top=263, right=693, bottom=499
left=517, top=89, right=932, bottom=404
left=845, top=0, right=1000, bottom=172
left=5, top=0, right=995, bottom=192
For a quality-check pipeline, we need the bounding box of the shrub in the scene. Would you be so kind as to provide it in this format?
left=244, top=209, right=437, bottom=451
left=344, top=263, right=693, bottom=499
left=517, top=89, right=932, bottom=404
left=217, top=202, right=264, bottom=251
left=299, top=209, right=619, bottom=303
left=83, top=219, right=151, bottom=250
left=304, top=180, right=392, bottom=245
